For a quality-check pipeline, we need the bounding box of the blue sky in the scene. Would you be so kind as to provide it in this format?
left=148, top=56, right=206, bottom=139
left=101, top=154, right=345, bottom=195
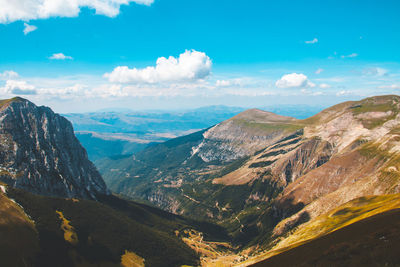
left=0, top=0, right=399, bottom=112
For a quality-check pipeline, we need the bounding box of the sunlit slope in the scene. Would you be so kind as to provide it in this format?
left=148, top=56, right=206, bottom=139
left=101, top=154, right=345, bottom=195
left=248, top=204, right=400, bottom=266
left=0, top=185, right=39, bottom=267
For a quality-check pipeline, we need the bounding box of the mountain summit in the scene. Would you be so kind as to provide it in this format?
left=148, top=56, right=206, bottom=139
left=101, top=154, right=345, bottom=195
left=0, top=97, right=108, bottom=199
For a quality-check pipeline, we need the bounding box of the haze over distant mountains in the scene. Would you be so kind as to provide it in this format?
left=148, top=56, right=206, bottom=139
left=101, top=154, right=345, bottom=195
left=64, top=105, right=324, bottom=161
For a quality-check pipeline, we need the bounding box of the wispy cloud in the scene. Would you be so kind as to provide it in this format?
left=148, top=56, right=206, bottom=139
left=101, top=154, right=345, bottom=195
left=216, top=78, right=244, bottom=87
left=49, top=53, right=73, bottom=60
left=362, top=67, right=388, bottom=77
left=315, top=68, right=324, bottom=74
left=23, top=23, right=37, bottom=35
left=305, top=38, right=318, bottom=44
left=0, top=70, right=19, bottom=80
left=341, top=53, right=358, bottom=59
left=378, top=84, right=400, bottom=90
left=319, top=83, right=331, bottom=89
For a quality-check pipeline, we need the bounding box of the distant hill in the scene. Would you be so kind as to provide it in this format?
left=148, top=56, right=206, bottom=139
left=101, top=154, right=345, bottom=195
left=65, top=105, right=322, bottom=161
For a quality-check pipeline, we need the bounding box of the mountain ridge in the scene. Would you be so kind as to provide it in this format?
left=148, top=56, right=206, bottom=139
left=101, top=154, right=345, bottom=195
left=0, top=97, right=108, bottom=199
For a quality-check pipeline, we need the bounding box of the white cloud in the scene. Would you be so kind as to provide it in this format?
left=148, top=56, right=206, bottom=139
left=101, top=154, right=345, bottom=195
left=2, top=80, right=37, bottom=95
left=362, top=67, right=388, bottom=77
left=378, top=84, right=400, bottom=90
left=0, top=70, right=19, bottom=80
left=0, top=0, right=154, bottom=23
left=319, top=83, right=331, bottom=89
left=336, top=90, right=352, bottom=96
left=305, top=38, right=318, bottom=44
left=105, top=50, right=212, bottom=84
left=275, top=73, right=315, bottom=88
left=315, top=68, right=324, bottom=74
left=216, top=78, right=243, bottom=87
left=23, top=22, right=37, bottom=35
left=341, top=53, right=358, bottom=59
left=49, top=53, right=73, bottom=60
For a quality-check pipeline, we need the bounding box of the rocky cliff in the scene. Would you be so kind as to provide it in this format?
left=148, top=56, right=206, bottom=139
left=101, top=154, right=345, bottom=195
left=0, top=97, right=108, bottom=199
left=192, top=109, right=300, bottom=162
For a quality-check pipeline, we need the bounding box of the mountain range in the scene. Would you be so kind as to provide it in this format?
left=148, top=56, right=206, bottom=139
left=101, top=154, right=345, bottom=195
left=63, top=105, right=322, bottom=161
left=97, top=95, right=400, bottom=265
left=1, top=95, right=400, bottom=266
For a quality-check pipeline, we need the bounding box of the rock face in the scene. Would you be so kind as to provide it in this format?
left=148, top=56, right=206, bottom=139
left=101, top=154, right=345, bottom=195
left=0, top=97, right=108, bottom=199
left=192, top=109, right=300, bottom=162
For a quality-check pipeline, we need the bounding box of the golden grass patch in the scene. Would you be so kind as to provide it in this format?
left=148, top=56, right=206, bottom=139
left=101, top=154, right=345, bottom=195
left=56, top=210, right=79, bottom=245
left=240, top=194, right=400, bottom=266
left=121, top=250, right=145, bottom=267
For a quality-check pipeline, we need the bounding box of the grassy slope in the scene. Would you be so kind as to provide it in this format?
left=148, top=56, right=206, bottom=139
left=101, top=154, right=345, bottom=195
left=244, top=194, right=400, bottom=266
left=4, top=188, right=230, bottom=267
left=0, top=189, right=39, bottom=267
left=250, top=208, right=400, bottom=267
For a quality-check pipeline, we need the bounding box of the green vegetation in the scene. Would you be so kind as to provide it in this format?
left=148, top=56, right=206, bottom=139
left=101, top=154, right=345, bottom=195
left=0, top=96, right=26, bottom=108
left=350, top=95, right=400, bottom=129
left=7, top=188, right=226, bottom=267
left=234, top=119, right=303, bottom=133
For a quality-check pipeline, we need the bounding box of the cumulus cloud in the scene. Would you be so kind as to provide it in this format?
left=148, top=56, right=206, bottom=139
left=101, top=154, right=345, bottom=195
left=0, top=70, right=19, bottom=80
left=2, top=80, right=37, bottom=95
left=49, top=53, right=73, bottom=60
left=275, top=73, right=315, bottom=88
left=305, top=38, right=318, bottom=44
left=0, top=0, right=154, bottom=23
left=105, top=50, right=212, bottom=84
left=23, top=22, right=37, bottom=35
left=341, top=53, right=358, bottom=59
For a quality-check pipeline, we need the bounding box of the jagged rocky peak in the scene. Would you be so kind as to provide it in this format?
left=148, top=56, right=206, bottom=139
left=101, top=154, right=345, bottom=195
left=0, top=97, right=108, bottom=199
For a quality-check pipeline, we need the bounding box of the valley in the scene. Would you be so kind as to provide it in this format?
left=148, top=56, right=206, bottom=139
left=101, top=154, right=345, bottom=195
left=2, top=96, right=400, bottom=266
left=1, top=1, right=398, bottom=266
left=94, top=95, right=400, bottom=265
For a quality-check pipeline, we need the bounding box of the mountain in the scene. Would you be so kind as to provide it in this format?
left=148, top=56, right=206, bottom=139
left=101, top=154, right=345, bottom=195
left=0, top=97, right=229, bottom=267
left=0, top=97, right=107, bottom=199
left=96, top=108, right=302, bottom=218
left=97, top=95, right=400, bottom=265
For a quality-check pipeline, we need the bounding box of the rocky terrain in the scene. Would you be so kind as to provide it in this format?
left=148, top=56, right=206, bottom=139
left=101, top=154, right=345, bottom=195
left=0, top=97, right=108, bottom=199
left=98, top=95, right=400, bottom=265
